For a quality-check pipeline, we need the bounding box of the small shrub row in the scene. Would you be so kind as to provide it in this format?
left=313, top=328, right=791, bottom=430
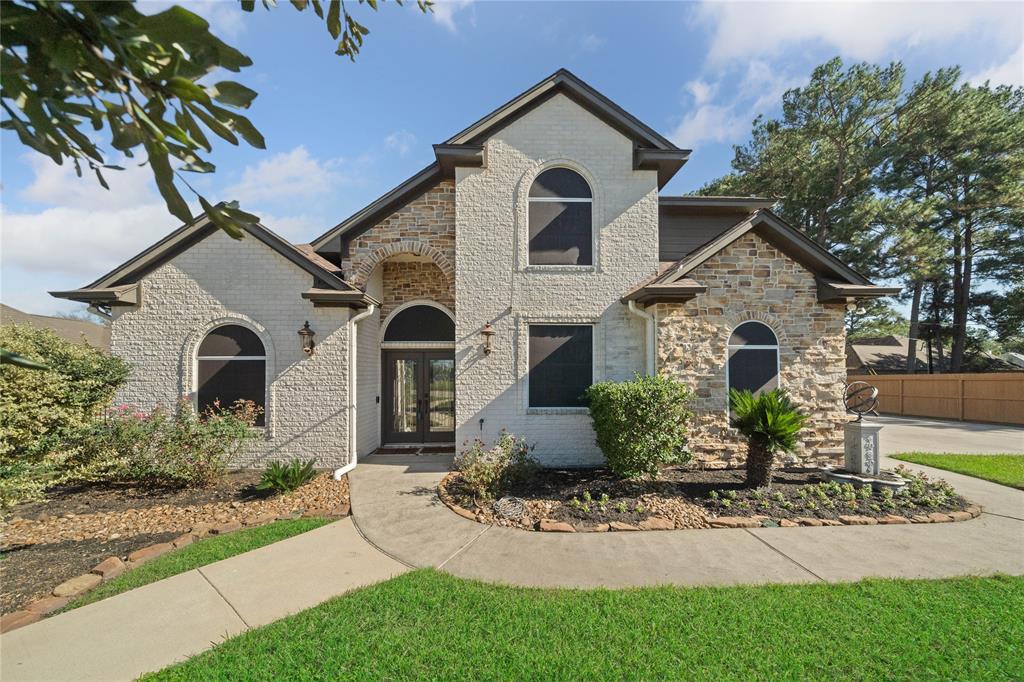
left=454, top=431, right=538, bottom=501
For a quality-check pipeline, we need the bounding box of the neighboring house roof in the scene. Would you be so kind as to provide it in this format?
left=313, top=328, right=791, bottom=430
left=51, top=212, right=379, bottom=310
left=624, top=209, right=900, bottom=304
left=847, top=336, right=929, bottom=373
left=1, top=303, right=111, bottom=350
left=311, top=68, right=691, bottom=252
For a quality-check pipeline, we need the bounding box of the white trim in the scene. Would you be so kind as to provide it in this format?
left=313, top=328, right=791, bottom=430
left=527, top=197, right=593, bottom=203
left=380, top=299, right=456, bottom=341
left=196, top=355, right=265, bottom=361
left=380, top=341, right=455, bottom=350
left=626, top=300, right=656, bottom=376
left=336, top=303, right=377, bottom=480
left=523, top=163, right=598, bottom=268
left=525, top=322, right=596, bottom=410
left=725, top=320, right=781, bottom=411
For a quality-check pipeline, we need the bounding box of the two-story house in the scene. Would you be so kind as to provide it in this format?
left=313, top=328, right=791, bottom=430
left=53, top=69, right=897, bottom=474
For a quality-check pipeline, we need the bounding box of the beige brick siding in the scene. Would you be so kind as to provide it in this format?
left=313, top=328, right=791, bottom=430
left=381, top=261, right=454, bottom=320
left=454, top=93, right=655, bottom=466
left=656, top=232, right=848, bottom=468
left=108, top=229, right=353, bottom=468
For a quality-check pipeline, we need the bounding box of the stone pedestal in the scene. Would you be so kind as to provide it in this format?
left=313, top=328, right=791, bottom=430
left=844, top=421, right=883, bottom=476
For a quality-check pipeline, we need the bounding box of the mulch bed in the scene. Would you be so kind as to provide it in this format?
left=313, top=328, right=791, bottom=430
left=1, top=472, right=349, bottom=615
left=439, top=465, right=977, bottom=532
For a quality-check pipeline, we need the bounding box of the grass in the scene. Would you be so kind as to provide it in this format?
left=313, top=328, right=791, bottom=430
left=147, top=570, right=1024, bottom=681
left=893, top=453, right=1024, bottom=490
left=65, top=518, right=332, bottom=611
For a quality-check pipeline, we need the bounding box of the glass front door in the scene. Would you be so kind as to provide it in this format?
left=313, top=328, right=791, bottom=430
left=382, top=350, right=455, bottom=443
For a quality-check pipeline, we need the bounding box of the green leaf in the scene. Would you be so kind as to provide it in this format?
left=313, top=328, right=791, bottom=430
left=209, top=81, right=258, bottom=109
left=175, top=108, right=212, bottom=153
left=0, top=348, right=49, bottom=370
left=165, top=76, right=212, bottom=106
left=241, top=0, right=256, bottom=10
left=94, top=165, right=110, bottom=190
left=326, top=0, right=342, bottom=39
left=188, top=104, right=239, bottom=145
left=311, top=0, right=325, bottom=19
left=146, top=141, right=193, bottom=224
left=290, top=0, right=309, bottom=9
left=200, top=197, right=245, bottom=240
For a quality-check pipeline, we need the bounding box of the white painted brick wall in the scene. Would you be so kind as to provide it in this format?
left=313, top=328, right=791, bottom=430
left=109, top=229, right=353, bottom=468
left=454, top=94, right=657, bottom=466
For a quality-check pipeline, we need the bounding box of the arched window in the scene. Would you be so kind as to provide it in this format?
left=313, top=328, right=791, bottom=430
left=528, top=167, right=593, bottom=265
left=727, top=321, right=779, bottom=398
left=197, top=325, right=266, bottom=425
left=383, top=305, right=455, bottom=342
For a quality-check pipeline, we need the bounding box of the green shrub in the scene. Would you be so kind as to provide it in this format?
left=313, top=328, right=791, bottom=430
left=729, top=389, right=808, bottom=488
left=454, top=432, right=537, bottom=501
left=72, top=399, right=262, bottom=487
left=585, top=374, right=693, bottom=479
left=0, top=323, right=130, bottom=463
left=256, top=458, right=318, bottom=493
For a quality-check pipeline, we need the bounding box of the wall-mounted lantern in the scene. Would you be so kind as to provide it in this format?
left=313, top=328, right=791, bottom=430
left=481, top=322, right=496, bottom=355
left=298, top=321, right=316, bottom=355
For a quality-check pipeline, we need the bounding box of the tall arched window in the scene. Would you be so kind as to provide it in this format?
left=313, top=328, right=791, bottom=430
left=197, top=325, right=266, bottom=425
left=528, top=167, right=592, bottom=265
left=727, top=321, right=779, bottom=399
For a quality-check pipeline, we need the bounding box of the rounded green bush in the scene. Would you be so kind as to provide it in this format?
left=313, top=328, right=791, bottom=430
left=585, top=374, right=693, bottom=479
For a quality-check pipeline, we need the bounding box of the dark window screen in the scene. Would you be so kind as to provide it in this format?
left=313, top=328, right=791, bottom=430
left=729, top=321, right=777, bottom=346
left=197, top=325, right=265, bottom=425
left=198, top=325, right=264, bottom=356
left=528, top=202, right=593, bottom=265
left=529, top=168, right=592, bottom=199
left=529, top=325, right=593, bottom=407
left=384, top=306, right=455, bottom=342
left=728, top=348, right=779, bottom=395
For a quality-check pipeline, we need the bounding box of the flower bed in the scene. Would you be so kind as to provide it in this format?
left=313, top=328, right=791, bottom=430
left=438, top=465, right=981, bottom=532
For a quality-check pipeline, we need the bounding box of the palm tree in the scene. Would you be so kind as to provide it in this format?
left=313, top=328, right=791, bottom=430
left=729, top=389, right=808, bottom=488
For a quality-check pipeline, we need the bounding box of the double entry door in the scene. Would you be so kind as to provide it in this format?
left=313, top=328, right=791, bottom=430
left=382, top=350, right=455, bottom=443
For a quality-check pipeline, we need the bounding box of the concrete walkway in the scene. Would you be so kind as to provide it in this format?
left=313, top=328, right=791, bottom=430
left=349, top=426, right=1024, bottom=588
left=0, top=518, right=407, bottom=682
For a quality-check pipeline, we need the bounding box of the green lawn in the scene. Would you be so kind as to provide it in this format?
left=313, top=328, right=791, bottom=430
left=893, top=453, right=1024, bottom=490
left=148, top=570, right=1023, bottom=681
left=65, top=518, right=332, bottom=611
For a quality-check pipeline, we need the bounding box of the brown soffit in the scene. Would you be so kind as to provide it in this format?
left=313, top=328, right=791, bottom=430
left=300, top=288, right=381, bottom=309
left=817, top=279, right=902, bottom=303
left=433, top=143, right=485, bottom=174
left=50, top=283, right=139, bottom=306
left=659, top=209, right=875, bottom=287
left=659, top=195, right=776, bottom=211
left=620, top=279, right=707, bottom=305
left=634, top=149, right=692, bottom=188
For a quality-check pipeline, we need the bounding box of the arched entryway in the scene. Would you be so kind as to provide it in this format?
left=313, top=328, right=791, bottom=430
left=380, top=302, right=455, bottom=444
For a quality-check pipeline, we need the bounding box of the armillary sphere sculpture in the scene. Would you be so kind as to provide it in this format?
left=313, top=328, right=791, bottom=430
left=844, top=381, right=879, bottom=422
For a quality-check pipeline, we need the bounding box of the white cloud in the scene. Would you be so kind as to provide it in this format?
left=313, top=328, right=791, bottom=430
left=431, top=0, right=474, bottom=33
left=694, top=1, right=1022, bottom=65
left=579, top=34, right=605, bottom=54
left=222, top=146, right=348, bottom=205
left=20, top=154, right=157, bottom=210
left=384, top=130, right=417, bottom=156
left=969, top=42, right=1024, bottom=87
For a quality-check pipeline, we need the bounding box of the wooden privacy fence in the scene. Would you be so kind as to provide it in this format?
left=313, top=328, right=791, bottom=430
left=847, top=373, right=1024, bottom=426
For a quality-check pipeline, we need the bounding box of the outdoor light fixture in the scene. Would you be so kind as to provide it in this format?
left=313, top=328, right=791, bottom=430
left=298, top=321, right=316, bottom=355
left=481, top=322, right=496, bottom=355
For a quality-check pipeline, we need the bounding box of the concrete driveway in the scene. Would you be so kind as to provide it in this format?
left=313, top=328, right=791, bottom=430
left=349, top=445, right=1024, bottom=589
left=875, top=415, right=1024, bottom=455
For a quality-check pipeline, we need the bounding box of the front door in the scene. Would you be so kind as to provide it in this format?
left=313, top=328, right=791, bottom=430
left=382, top=350, right=455, bottom=443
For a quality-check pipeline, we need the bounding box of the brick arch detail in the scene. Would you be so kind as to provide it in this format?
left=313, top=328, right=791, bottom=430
left=352, top=241, right=454, bottom=287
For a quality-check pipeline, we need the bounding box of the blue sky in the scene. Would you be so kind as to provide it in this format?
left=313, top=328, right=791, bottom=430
left=2, top=0, right=1022, bottom=315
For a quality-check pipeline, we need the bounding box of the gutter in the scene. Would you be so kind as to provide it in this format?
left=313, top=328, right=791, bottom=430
left=626, top=300, right=656, bottom=376
left=334, top=303, right=377, bottom=480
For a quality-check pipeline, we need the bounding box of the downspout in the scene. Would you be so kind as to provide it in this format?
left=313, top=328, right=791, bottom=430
left=627, top=300, right=656, bottom=376
left=334, top=303, right=377, bottom=480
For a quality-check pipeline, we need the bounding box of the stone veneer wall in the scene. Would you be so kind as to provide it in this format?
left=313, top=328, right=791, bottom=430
left=381, top=261, right=455, bottom=319
left=108, top=229, right=353, bottom=468
left=656, top=232, right=848, bottom=468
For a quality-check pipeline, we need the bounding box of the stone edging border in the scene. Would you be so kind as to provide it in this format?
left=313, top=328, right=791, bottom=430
left=437, top=472, right=983, bottom=533
left=0, top=502, right=350, bottom=634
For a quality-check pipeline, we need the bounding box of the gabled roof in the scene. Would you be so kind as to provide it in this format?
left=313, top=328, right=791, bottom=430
left=311, top=69, right=690, bottom=252
left=1, top=303, right=110, bottom=349
left=52, top=212, right=378, bottom=309
left=659, top=195, right=776, bottom=211
left=625, top=209, right=900, bottom=304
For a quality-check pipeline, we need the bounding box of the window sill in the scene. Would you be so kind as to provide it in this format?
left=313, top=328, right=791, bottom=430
left=526, top=407, right=590, bottom=415
left=522, top=265, right=597, bottom=274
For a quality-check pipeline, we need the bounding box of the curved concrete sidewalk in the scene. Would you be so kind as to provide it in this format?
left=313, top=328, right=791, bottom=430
left=349, top=451, right=1024, bottom=589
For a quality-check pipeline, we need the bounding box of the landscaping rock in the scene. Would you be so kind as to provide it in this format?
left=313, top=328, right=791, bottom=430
left=795, top=517, right=822, bottom=527
left=211, top=521, right=243, bottom=535
left=302, top=508, right=330, bottom=519
left=927, top=512, right=954, bottom=523
left=172, top=533, right=195, bottom=549
left=948, top=511, right=974, bottom=522
left=450, top=505, right=477, bottom=521
left=709, top=516, right=758, bottom=529
left=0, top=610, right=40, bottom=633
left=820, top=519, right=842, bottom=526
left=839, top=515, right=878, bottom=526
left=190, top=523, right=213, bottom=537
left=638, top=517, right=674, bottom=531
left=276, top=512, right=303, bottom=521
left=91, top=556, right=126, bottom=580
left=332, top=502, right=351, bottom=517
left=127, top=542, right=174, bottom=565
left=52, top=573, right=102, bottom=598
left=591, top=523, right=610, bottom=532
left=878, top=515, right=911, bottom=525
left=25, top=595, right=70, bottom=615
left=911, top=514, right=932, bottom=523
left=608, top=521, right=640, bottom=531
left=538, top=519, right=576, bottom=533
left=966, top=505, right=982, bottom=518
left=779, top=519, right=799, bottom=527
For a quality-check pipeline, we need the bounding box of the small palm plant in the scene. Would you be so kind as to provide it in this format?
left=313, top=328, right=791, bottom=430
left=729, top=389, right=808, bottom=489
